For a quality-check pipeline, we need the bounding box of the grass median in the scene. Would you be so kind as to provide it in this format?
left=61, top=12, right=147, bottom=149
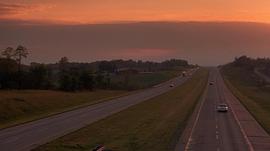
left=221, top=66, right=270, bottom=134
left=0, top=90, right=127, bottom=129
left=33, top=68, right=208, bottom=151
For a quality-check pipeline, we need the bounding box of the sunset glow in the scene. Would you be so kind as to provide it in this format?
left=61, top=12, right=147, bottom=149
left=1, top=0, right=270, bottom=24
left=2, top=0, right=270, bottom=65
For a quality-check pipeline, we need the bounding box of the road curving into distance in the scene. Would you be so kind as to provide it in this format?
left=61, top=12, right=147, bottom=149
left=0, top=69, right=197, bottom=151
left=176, top=67, right=270, bottom=151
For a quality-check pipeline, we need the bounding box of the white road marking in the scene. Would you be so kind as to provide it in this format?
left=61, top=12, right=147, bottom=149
left=184, top=78, right=209, bottom=151
left=217, top=72, right=255, bottom=151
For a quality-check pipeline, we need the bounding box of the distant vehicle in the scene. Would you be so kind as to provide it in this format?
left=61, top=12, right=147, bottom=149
left=217, top=103, right=228, bottom=112
left=209, top=82, right=214, bottom=85
left=170, top=83, right=175, bottom=87
left=182, top=71, right=187, bottom=77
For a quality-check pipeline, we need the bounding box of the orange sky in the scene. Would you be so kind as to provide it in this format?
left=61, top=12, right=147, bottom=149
left=1, top=0, right=270, bottom=24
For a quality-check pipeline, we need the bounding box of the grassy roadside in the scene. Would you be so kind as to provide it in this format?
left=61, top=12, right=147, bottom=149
left=0, top=90, right=127, bottom=129
left=110, top=70, right=183, bottom=90
left=33, top=68, right=208, bottom=151
left=0, top=70, right=185, bottom=129
left=221, top=66, right=270, bottom=134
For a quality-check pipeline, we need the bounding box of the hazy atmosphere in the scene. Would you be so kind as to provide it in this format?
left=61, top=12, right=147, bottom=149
left=1, top=20, right=270, bottom=65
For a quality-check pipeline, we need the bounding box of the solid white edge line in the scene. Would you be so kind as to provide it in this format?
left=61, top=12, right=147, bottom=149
left=218, top=70, right=255, bottom=151
left=183, top=74, right=210, bottom=151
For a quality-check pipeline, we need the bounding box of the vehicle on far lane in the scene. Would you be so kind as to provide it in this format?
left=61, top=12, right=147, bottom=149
left=209, top=82, right=214, bottom=85
left=170, top=83, right=175, bottom=87
left=217, top=103, right=228, bottom=112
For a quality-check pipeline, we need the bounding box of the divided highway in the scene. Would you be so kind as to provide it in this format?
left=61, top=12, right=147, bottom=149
left=2, top=68, right=269, bottom=151
left=176, top=68, right=270, bottom=151
left=0, top=70, right=194, bottom=151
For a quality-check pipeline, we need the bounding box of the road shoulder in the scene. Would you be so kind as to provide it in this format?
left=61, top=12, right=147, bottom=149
left=221, top=70, right=270, bottom=151
left=174, top=70, right=210, bottom=151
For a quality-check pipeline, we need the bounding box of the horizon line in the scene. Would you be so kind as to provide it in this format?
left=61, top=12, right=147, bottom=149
left=2, top=18, right=270, bottom=26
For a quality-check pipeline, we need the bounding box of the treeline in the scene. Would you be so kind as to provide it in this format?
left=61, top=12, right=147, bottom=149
left=0, top=46, right=191, bottom=91
left=223, top=55, right=270, bottom=86
left=230, top=56, right=270, bottom=72
left=47, top=58, right=189, bottom=72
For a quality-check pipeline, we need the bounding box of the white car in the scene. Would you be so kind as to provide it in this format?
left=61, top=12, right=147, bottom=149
left=217, top=103, right=228, bottom=112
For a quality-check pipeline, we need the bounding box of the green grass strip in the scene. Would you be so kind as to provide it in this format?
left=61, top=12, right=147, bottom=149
left=34, top=69, right=208, bottom=151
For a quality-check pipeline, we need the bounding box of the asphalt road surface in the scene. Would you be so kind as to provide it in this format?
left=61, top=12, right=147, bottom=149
left=176, top=68, right=270, bottom=151
left=0, top=70, right=195, bottom=151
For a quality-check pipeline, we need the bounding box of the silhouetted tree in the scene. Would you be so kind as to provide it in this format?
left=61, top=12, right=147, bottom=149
left=0, top=58, right=18, bottom=89
left=95, top=73, right=104, bottom=88
left=58, top=57, right=84, bottom=91
left=59, top=57, right=69, bottom=70
left=79, top=70, right=94, bottom=90
left=29, top=64, right=51, bottom=89
left=58, top=57, right=71, bottom=91
left=69, top=68, right=80, bottom=91
left=105, top=73, right=111, bottom=88
left=98, top=61, right=116, bottom=73
left=14, top=45, right=29, bottom=89
left=1, top=47, right=15, bottom=59
left=59, top=72, right=72, bottom=91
